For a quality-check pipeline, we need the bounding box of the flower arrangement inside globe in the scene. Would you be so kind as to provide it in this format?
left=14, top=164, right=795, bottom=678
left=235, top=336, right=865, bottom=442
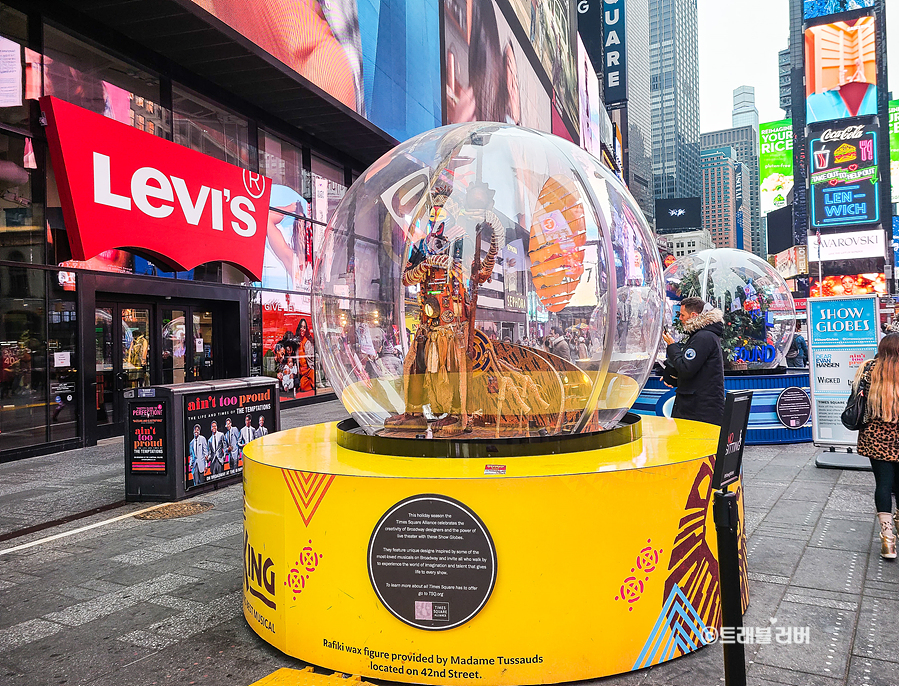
left=664, top=248, right=796, bottom=372
left=312, top=123, right=664, bottom=438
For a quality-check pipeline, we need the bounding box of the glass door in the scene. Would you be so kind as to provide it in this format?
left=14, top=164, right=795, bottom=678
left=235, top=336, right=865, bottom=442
left=94, top=304, right=151, bottom=438
left=95, top=307, right=114, bottom=427
left=162, top=309, right=187, bottom=384
left=191, top=309, right=214, bottom=381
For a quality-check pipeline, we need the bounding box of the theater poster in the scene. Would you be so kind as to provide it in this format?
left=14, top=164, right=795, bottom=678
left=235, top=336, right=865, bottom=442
left=184, top=386, right=275, bottom=490
left=261, top=291, right=315, bottom=402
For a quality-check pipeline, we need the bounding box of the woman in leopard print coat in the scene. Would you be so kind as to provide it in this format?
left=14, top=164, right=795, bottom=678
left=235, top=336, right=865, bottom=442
left=853, top=333, right=899, bottom=560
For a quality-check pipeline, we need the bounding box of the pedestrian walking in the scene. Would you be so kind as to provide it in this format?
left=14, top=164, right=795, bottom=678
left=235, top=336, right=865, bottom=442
left=549, top=326, right=570, bottom=361
left=853, top=333, right=899, bottom=559
left=661, top=297, right=726, bottom=425
left=786, top=322, right=808, bottom=368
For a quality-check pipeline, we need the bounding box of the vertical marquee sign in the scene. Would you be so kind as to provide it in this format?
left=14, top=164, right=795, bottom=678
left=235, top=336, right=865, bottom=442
left=807, top=295, right=880, bottom=447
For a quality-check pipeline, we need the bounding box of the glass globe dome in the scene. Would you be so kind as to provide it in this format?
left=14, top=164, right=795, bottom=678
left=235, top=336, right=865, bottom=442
left=664, top=248, right=796, bottom=372
left=312, top=123, right=664, bottom=438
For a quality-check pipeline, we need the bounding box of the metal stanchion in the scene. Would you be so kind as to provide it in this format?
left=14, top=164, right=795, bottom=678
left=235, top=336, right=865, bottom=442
left=711, top=391, right=753, bottom=686
left=714, top=487, right=746, bottom=686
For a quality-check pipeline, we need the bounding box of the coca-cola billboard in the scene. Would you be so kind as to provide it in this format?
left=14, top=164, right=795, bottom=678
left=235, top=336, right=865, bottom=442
left=41, top=96, right=272, bottom=280
left=808, top=122, right=880, bottom=230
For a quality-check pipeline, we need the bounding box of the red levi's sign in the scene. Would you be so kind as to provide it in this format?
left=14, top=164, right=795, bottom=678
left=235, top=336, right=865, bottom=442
left=41, top=96, right=271, bottom=280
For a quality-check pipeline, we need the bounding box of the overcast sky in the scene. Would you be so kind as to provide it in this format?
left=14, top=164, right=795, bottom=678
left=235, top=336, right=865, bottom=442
left=698, top=0, right=899, bottom=132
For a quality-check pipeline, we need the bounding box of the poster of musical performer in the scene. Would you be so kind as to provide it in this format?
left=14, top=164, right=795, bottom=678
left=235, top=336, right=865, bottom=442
left=261, top=291, right=315, bottom=401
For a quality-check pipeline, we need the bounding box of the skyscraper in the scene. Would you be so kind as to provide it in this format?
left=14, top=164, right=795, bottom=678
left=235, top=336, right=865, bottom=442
left=649, top=0, right=700, bottom=201
left=701, top=147, right=751, bottom=251
left=701, top=88, right=763, bottom=257
left=607, top=0, right=655, bottom=225
left=777, top=47, right=791, bottom=117
left=732, top=86, right=759, bottom=133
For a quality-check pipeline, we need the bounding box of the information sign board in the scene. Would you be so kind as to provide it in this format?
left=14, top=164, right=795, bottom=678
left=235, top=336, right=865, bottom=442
left=807, top=295, right=880, bottom=447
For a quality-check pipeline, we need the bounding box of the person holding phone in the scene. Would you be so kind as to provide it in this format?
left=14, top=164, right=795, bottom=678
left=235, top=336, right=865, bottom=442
left=661, top=297, right=726, bottom=426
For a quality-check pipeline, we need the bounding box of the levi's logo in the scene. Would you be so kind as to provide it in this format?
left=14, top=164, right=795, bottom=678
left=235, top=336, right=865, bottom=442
left=93, top=153, right=258, bottom=237
left=40, top=96, right=271, bottom=280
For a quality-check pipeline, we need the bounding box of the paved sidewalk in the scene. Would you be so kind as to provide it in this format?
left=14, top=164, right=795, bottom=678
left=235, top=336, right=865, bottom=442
left=1, top=412, right=897, bottom=686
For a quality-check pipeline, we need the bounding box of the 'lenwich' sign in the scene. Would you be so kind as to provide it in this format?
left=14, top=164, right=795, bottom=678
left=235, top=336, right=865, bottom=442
left=41, top=96, right=272, bottom=280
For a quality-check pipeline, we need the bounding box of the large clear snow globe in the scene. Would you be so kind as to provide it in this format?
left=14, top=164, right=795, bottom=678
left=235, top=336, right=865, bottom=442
left=312, top=123, right=664, bottom=438
left=664, top=248, right=796, bottom=372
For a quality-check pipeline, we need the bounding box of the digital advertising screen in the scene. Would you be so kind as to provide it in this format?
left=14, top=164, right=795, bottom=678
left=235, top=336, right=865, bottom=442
left=654, top=197, right=702, bottom=233
left=506, top=0, right=578, bottom=135
left=577, top=35, right=602, bottom=158
left=805, top=17, right=877, bottom=125
left=810, top=272, right=886, bottom=297
left=890, top=99, right=899, bottom=204
left=759, top=119, right=794, bottom=216
left=809, top=122, right=879, bottom=229
left=443, top=0, right=550, bottom=131
left=187, top=0, right=441, bottom=142
left=803, top=0, right=874, bottom=21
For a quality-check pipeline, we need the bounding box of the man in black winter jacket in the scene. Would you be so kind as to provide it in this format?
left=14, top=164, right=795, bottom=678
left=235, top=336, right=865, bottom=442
left=661, top=297, right=726, bottom=425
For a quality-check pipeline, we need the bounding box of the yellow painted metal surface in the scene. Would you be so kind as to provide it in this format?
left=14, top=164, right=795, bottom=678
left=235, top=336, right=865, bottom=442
left=244, top=415, right=718, bottom=478
left=242, top=418, right=743, bottom=685
left=249, top=667, right=375, bottom=686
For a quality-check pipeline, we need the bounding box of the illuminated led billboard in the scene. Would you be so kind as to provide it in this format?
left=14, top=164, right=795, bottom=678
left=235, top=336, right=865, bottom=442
left=759, top=119, right=794, bottom=216
left=809, top=122, right=879, bottom=229
left=186, top=0, right=441, bottom=142
left=890, top=99, right=899, bottom=204
left=444, top=0, right=550, bottom=130
left=804, top=0, right=873, bottom=21
left=805, top=17, right=877, bottom=125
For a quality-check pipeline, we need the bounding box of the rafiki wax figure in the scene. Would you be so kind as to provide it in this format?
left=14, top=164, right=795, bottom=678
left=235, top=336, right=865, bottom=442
left=384, top=186, right=501, bottom=435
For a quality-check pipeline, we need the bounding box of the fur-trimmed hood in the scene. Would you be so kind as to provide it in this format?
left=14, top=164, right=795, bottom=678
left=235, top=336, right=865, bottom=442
left=683, top=308, right=724, bottom=336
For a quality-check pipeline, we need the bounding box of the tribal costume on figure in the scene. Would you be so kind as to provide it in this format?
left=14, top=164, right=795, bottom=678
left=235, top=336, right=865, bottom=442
left=386, top=191, right=551, bottom=436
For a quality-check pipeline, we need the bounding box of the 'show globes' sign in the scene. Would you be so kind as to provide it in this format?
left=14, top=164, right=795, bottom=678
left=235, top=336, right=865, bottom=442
left=41, top=96, right=272, bottom=280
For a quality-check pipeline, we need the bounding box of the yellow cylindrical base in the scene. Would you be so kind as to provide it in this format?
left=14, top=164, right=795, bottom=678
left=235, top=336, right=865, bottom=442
left=243, top=417, right=746, bottom=685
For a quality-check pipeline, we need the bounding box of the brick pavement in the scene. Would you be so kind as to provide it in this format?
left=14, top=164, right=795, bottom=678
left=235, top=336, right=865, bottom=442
left=1, top=406, right=897, bottom=686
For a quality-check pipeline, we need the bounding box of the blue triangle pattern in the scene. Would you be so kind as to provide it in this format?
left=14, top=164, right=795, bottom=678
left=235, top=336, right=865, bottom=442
left=632, top=583, right=712, bottom=670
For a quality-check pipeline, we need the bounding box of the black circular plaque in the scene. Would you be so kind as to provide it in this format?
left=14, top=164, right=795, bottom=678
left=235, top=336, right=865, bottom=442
left=368, top=494, right=497, bottom=630
left=776, top=387, right=812, bottom=429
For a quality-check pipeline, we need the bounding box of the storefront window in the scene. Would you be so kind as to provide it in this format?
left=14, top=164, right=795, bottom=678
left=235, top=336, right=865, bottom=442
left=311, top=155, right=346, bottom=226
left=0, top=131, right=43, bottom=264
left=260, top=132, right=313, bottom=292
left=0, top=5, right=30, bottom=130
left=0, top=262, right=47, bottom=452
left=42, top=25, right=170, bottom=135
left=173, top=85, right=252, bottom=168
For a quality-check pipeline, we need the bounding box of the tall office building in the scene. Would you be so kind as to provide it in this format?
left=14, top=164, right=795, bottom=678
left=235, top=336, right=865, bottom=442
left=607, top=0, right=655, bottom=225
left=649, top=0, right=701, bottom=201
left=777, top=47, right=792, bottom=117
left=701, top=147, right=751, bottom=251
left=732, top=86, right=759, bottom=133
left=701, top=90, right=763, bottom=257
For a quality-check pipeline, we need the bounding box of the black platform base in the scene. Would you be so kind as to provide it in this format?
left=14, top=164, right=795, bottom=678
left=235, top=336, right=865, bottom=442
left=814, top=450, right=872, bottom=471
